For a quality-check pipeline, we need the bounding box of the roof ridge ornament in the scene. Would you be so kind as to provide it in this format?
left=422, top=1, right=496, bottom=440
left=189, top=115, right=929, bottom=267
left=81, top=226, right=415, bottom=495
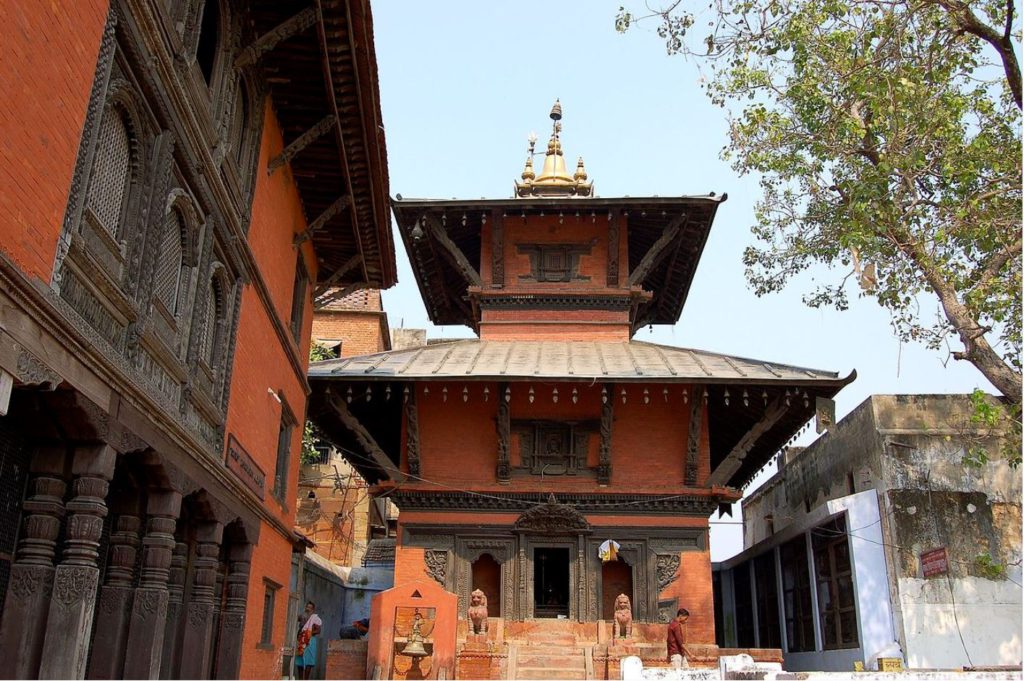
left=514, top=100, right=594, bottom=198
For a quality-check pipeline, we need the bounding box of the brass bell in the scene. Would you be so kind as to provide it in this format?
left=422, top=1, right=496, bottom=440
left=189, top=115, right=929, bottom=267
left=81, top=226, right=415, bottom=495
left=401, top=638, right=429, bottom=658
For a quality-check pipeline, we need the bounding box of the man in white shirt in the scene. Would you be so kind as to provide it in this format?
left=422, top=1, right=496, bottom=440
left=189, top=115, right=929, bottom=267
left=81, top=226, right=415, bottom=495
left=296, top=601, right=322, bottom=680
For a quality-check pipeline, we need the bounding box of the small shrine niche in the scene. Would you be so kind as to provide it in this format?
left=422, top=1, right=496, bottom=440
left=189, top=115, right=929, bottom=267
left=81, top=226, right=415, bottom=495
left=514, top=421, right=594, bottom=476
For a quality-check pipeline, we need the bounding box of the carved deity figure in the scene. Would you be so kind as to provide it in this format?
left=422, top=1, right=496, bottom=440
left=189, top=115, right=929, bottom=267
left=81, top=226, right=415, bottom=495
left=613, top=593, right=633, bottom=638
left=468, top=588, right=489, bottom=634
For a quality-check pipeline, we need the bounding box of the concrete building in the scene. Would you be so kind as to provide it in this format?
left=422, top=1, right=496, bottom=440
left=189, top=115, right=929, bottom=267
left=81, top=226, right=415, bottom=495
left=714, top=394, right=1022, bottom=672
left=0, top=1, right=394, bottom=678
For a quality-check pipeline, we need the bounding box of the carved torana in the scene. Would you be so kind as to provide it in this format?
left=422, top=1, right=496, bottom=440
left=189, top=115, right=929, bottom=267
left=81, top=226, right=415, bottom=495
left=514, top=494, right=590, bottom=534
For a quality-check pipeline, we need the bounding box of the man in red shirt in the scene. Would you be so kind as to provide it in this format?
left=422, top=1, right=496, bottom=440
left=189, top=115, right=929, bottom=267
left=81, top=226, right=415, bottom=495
left=666, top=608, right=689, bottom=669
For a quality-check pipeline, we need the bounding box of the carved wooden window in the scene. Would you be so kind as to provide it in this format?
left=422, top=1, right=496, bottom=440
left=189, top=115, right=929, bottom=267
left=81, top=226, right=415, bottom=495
left=515, top=421, right=591, bottom=475
left=517, top=244, right=592, bottom=283
left=154, top=211, right=187, bottom=315
left=272, top=398, right=297, bottom=501
left=289, top=254, right=308, bottom=343
left=195, top=0, right=221, bottom=86
left=259, top=579, right=279, bottom=646
left=229, top=80, right=248, bottom=167
left=86, top=107, right=132, bottom=238
left=201, top=275, right=225, bottom=368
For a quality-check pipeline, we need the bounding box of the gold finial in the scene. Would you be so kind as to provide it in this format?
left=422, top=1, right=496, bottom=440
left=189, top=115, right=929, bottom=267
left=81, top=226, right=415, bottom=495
left=515, top=100, right=593, bottom=198
left=574, top=157, right=588, bottom=182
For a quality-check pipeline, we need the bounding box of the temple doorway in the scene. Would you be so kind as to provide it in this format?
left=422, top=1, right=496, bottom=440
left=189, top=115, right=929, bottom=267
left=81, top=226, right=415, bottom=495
left=471, top=553, right=502, bottom=617
left=601, top=559, right=634, bottom=620
left=533, top=547, right=570, bottom=618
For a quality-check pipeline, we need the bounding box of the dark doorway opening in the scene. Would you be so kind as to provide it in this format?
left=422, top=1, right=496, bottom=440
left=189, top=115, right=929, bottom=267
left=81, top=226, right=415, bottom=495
left=533, top=547, right=570, bottom=618
left=471, top=553, right=502, bottom=618
left=601, top=559, right=633, bottom=620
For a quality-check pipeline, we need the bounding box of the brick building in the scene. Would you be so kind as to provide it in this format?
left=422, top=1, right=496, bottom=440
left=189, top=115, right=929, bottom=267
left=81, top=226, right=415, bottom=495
left=307, top=103, right=854, bottom=678
left=0, top=1, right=394, bottom=679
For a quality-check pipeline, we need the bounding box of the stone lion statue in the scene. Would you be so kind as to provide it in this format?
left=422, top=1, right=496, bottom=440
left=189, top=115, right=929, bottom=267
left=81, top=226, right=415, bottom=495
left=468, top=588, right=489, bottom=634
left=613, top=593, right=633, bottom=638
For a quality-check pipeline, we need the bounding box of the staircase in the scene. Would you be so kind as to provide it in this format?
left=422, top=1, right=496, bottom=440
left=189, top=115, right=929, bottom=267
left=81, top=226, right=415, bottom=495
left=508, top=621, right=593, bottom=680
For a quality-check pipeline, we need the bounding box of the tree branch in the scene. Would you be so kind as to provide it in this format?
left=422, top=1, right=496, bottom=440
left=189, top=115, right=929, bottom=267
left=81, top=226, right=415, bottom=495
left=935, top=0, right=1022, bottom=109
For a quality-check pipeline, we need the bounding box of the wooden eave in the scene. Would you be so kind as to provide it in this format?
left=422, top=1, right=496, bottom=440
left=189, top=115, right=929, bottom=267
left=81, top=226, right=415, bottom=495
left=390, top=195, right=725, bottom=332
left=251, top=0, right=396, bottom=290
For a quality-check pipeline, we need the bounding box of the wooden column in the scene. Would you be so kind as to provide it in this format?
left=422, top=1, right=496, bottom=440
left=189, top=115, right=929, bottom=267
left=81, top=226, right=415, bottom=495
left=123, top=490, right=181, bottom=679
left=0, top=447, right=66, bottom=679
left=178, top=522, right=223, bottom=680
left=607, top=209, right=621, bottom=287
left=87, top=511, right=142, bottom=679
left=213, top=543, right=253, bottom=679
left=496, top=383, right=511, bottom=482
left=490, top=209, right=505, bottom=288
left=159, top=541, right=189, bottom=680
left=38, top=444, right=117, bottom=679
left=598, top=387, right=613, bottom=485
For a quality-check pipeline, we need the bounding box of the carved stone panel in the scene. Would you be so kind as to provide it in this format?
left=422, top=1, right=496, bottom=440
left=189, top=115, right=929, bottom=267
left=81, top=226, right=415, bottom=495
left=655, top=554, right=681, bottom=593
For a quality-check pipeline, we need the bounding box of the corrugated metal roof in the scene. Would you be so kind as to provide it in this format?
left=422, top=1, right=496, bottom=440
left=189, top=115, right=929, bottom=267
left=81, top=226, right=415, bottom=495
left=308, top=340, right=843, bottom=384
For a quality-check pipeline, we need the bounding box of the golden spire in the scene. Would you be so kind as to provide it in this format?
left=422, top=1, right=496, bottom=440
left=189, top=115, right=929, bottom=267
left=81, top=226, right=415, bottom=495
left=514, top=100, right=594, bottom=198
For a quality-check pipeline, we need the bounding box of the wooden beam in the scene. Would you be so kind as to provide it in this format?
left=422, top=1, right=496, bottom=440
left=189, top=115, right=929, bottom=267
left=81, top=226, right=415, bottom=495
left=328, top=393, right=402, bottom=480
left=706, top=396, right=788, bottom=487
left=313, top=254, right=362, bottom=299
left=235, top=6, right=318, bottom=68
left=294, top=195, right=352, bottom=246
left=628, top=214, right=686, bottom=287
left=423, top=214, right=483, bottom=287
left=268, top=115, right=336, bottom=174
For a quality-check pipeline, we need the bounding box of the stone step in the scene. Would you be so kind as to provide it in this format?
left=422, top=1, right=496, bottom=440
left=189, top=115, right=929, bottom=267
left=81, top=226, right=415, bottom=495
left=517, top=653, right=586, bottom=669
left=517, top=644, right=586, bottom=656
left=519, top=636, right=578, bottom=646
left=516, top=666, right=587, bottom=680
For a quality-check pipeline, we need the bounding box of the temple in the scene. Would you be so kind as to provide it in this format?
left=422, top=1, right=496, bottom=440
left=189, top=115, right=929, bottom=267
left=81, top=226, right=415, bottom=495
left=308, top=102, right=854, bottom=677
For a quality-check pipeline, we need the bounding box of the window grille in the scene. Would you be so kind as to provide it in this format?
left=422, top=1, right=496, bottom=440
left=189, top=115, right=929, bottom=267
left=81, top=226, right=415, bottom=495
left=155, top=212, right=186, bottom=314
left=260, top=580, right=278, bottom=645
left=87, top=110, right=132, bottom=237
left=230, top=81, right=247, bottom=167
left=202, top=277, right=223, bottom=366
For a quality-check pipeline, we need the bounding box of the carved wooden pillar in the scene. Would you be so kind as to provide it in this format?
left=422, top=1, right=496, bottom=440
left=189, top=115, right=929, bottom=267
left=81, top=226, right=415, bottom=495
left=491, top=208, right=504, bottom=288
left=123, top=490, right=181, bottom=680
left=213, top=542, right=252, bottom=679
left=38, top=444, right=116, bottom=680
left=685, top=396, right=702, bottom=486
left=0, top=447, right=66, bottom=679
left=516, top=538, right=527, bottom=621
left=179, top=522, right=223, bottom=680
left=495, top=383, right=510, bottom=482
left=598, top=387, right=613, bottom=485
left=159, top=541, right=188, bottom=680
left=87, top=512, right=142, bottom=679
left=405, top=389, right=420, bottom=477
left=607, top=209, right=621, bottom=287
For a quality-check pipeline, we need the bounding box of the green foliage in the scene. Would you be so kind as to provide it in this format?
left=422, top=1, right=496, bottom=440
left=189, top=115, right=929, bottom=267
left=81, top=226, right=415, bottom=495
left=961, top=388, right=1022, bottom=468
left=617, top=0, right=1022, bottom=407
left=974, top=552, right=1008, bottom=580
left=301, top=342, right=335, bottom=466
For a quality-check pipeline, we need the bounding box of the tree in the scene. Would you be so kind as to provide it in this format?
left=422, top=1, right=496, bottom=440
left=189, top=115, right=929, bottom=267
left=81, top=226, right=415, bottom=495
left=302, top=341, right=335, bottom=465
left=616, top=0, right=1022, bottom=414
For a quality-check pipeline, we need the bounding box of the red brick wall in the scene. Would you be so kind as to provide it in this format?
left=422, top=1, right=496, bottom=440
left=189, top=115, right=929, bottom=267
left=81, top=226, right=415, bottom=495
left=0, top=0, right=109, bottom=281
left=312, top=311, right=387, bottom=357
left=226, top=100, right=315, bottom=680
left=407, top=381, right=709, bottom=494
left=326, top=640, right=368, bottom=680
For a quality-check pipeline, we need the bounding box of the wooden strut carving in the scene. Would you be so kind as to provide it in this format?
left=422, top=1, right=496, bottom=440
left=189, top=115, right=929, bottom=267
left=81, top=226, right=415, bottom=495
left=424, top=550, right=447, bottom=586
left=655, top=554, right=681, bottom=592
left=685, top=396, right=702, bottom=486
left=491, top=209, right=504, bottom=287
left=328, top=393, right=402, bottom=480
left=405, top=389, right=420, bottom=477
left=706, top=395, right=788, bottom=487
left=598, top=389, right=613, bottom=485
left=607, top=210, right=620, bottom=286
left=628, top=214, right=687, bottom=287
left=496, top=383, right=511, bottom=482
left=268, top=115, right=336, bottom=174
left=313, top=254, right=363, bottom=299
left=423, top=214, right=483, bottom=287
left=293, top=195, right=352, bottom=246
left=234, top=6, right=319, bottom=68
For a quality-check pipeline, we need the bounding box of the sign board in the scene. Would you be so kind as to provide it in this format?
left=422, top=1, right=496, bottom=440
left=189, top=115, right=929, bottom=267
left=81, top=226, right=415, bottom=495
left=225, top=434, right=265, bottom=499
left=920, top=547, right=948, bottom=578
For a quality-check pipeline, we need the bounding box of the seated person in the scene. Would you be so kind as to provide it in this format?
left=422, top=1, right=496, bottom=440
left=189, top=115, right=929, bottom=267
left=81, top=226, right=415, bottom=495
left=338, top=617, right=370, bottom=639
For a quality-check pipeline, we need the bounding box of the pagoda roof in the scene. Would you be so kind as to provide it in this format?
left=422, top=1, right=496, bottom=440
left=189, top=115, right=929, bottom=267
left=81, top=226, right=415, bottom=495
left=307, top=340, right=854, bottom=490
left=309, top=338, right=846, bottom=385
left=390, top=194, right=725, bottom=332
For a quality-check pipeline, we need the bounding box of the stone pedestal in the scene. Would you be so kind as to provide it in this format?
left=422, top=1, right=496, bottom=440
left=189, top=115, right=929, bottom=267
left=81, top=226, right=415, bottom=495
left=38, top=444, right=116, bottom=680
left=0, top=448, right=66, bottom=679
left=87, top=514, right=141, bottom=679
left=178, top=522, right=223, bottom=680
left=123, top=491, right=181, bottom=680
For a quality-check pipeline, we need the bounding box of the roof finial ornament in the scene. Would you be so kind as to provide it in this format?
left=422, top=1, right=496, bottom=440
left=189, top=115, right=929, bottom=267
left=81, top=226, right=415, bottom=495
left=514, top=100, right=594, bottom=198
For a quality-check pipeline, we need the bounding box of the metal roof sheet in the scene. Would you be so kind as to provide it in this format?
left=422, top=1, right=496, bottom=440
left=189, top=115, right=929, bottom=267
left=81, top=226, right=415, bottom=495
left=308, top=339, right=844, bottom=384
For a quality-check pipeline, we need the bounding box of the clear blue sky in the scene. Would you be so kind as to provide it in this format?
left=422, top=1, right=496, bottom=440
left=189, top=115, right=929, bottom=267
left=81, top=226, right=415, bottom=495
left=370, top=1, right=997, bottom=560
